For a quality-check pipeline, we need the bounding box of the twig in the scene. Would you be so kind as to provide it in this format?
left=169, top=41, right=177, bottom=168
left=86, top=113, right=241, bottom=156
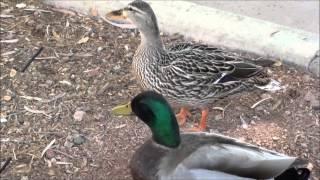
left=56, top=161, right=73, bottom=165
left=12, top=148, right=17, bottom=160
left=20, top=95, right=43, bottom=102
left=0, top=39, right=19, bottom=43
left=23, top=9, right=53, bottom=13
left=212, top=103, right=231, bottom=118
left=21, top=47, right=44, bottom=72
left=251, top=97, right=273, bottom=109
left=240, top=115, right=248, bottom=129
left=41, top=139, right=56, bottom=158
left=20, top=93, right=65, bottom=103
left=0, top=14, right=14, bottom=18
left=52, top=149, right=74, bottom=159
left=51, top=8, right=76, bottom=16
left=24, top=106, right=51, bottom=117
left=0, top=157, right=12, bottom=174
left=35, top=56, right=57, bottom=60
left=1, top=50, right=16, bottom=56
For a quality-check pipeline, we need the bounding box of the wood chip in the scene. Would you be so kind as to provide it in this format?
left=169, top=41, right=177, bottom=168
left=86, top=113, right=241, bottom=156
left=77, top=36, right=89, bottom=44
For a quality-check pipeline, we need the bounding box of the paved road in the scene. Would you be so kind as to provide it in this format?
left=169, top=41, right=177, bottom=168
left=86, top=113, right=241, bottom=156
left=193, top=0, right=319, bottom=34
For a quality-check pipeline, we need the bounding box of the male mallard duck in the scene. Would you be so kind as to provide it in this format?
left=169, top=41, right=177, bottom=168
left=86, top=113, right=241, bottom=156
left=104, top=0, right=281, bottom=131
left=112, top=91, right=309, bottom=180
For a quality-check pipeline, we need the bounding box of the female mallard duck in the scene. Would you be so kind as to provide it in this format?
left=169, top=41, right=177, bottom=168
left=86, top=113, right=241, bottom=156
left=112, top=91, right=310, bottom=180
left=104, top=0, right=281, bottom=131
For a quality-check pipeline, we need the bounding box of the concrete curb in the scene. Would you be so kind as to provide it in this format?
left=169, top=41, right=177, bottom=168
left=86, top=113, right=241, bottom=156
left=45, top=0, right=320, bottom=77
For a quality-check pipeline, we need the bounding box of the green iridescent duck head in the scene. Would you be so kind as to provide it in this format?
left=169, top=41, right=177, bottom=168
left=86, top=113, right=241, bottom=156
left=112, top=91, right=181, bottom=148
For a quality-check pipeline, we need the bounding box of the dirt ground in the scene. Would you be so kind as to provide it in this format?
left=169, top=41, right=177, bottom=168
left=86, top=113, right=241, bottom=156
left=0, top=1, right=319, bottom=179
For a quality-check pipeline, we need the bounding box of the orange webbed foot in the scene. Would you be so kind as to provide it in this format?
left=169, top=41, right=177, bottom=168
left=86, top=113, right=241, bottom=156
left=176, top=107, right=192, bottom=126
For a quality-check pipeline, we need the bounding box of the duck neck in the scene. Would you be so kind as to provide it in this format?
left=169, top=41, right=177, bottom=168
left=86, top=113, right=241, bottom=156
left=142, top=100, right=181, bottom=148
left=139, top=27, right=164, bottom=51
left=150, top=117, right=181, bottom=148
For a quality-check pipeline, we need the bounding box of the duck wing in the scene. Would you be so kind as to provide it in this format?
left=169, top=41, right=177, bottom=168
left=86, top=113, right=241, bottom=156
left=158, top=132, right=303, bottom=180
left=158, top=43, right=270, bottom=99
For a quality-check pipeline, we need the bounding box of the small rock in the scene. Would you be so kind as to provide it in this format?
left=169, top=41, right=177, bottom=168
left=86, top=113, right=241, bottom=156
left=87, top=86, right=96, bottom=96
left=0, top=118, right=7, bottom=123
left=272, top=136, right=280, bottom=141
left=21, top=176, right=28, bottom=180
left=302, top=74, right=311, bottom=82
left=301, top=143, right=308, bottom=148
left=285, top=111, right=291, bottom=115
left=73, top=110, right=86, bottom=121
left=45, top=149, right=55, bottom=159
left=213, top=114, right=223, bottom=121
left=2, top=95, right=11, bottom=101
left=113, top=65, right=121, bottom=71
left=97, top=47, right=103, bottom=52
left=72, top=134, right=86, bottom=145
left=311, top=99, right=320, bottom=110
left=304, top=90, right=315, bottom=102
left=16, top=3, right=26, bottom=8
left=64, top=135, right=73, bottom=148
left=287, top=88, right=300, bottom=99
left=48, top=169, right=55, bottom=176
left=9, top=69, right=16, bottom=77
left=260, top=93, right=272, bottom=99
left=250, top=120, right=256, bottom=125
left=124, top=44, right=129, bottom=51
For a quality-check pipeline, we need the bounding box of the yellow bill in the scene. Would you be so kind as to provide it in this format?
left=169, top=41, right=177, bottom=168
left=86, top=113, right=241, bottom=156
left=111, top=102, right=133, bottom=116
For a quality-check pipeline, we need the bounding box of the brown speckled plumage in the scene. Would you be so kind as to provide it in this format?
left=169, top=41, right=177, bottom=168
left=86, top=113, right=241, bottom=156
left=132, top=42, right=270, bottom=107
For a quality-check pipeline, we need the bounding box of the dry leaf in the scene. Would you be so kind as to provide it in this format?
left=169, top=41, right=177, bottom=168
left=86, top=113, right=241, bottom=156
left=9, top=69, right=16, bottom=77
left=77, top=37, right=89, bottom=44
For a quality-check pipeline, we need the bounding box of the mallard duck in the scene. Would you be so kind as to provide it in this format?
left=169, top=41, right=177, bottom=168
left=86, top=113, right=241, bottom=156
left=112, top=91, right=310, bottom=180
left=104, top=0, right=281, bottom=131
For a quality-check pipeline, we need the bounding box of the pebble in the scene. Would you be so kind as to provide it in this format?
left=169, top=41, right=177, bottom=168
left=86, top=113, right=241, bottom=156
left=45, top=149, right=55, bottom=159
left=9, top=69, right=16, bottom=77
left=2, top=95, right=11, bottom=101
left=113, top=65, right=121, bottom=71
left=48, top=169, right=55, bottom=176
left=0, top=118, right=8, bottom=123
left=21, top=176, right=28, bottom=180
left=302, top=74, right=311, bottom=82
left=16, top=3, right=26, bottom=8
left=304, top=90, right=314, bottom=102
left=72, top=134, right=86, bottom=145
left=97, top=47, right=103, bottom=52
left=64, top=136, right=73, bottom=148
left=272, top=136, right=280, bottom=141
left=311, top=99, right=320, bottom=110
left=73, top=110, right=86, bottom=121
left=213, top=114, right=223, bottom=121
